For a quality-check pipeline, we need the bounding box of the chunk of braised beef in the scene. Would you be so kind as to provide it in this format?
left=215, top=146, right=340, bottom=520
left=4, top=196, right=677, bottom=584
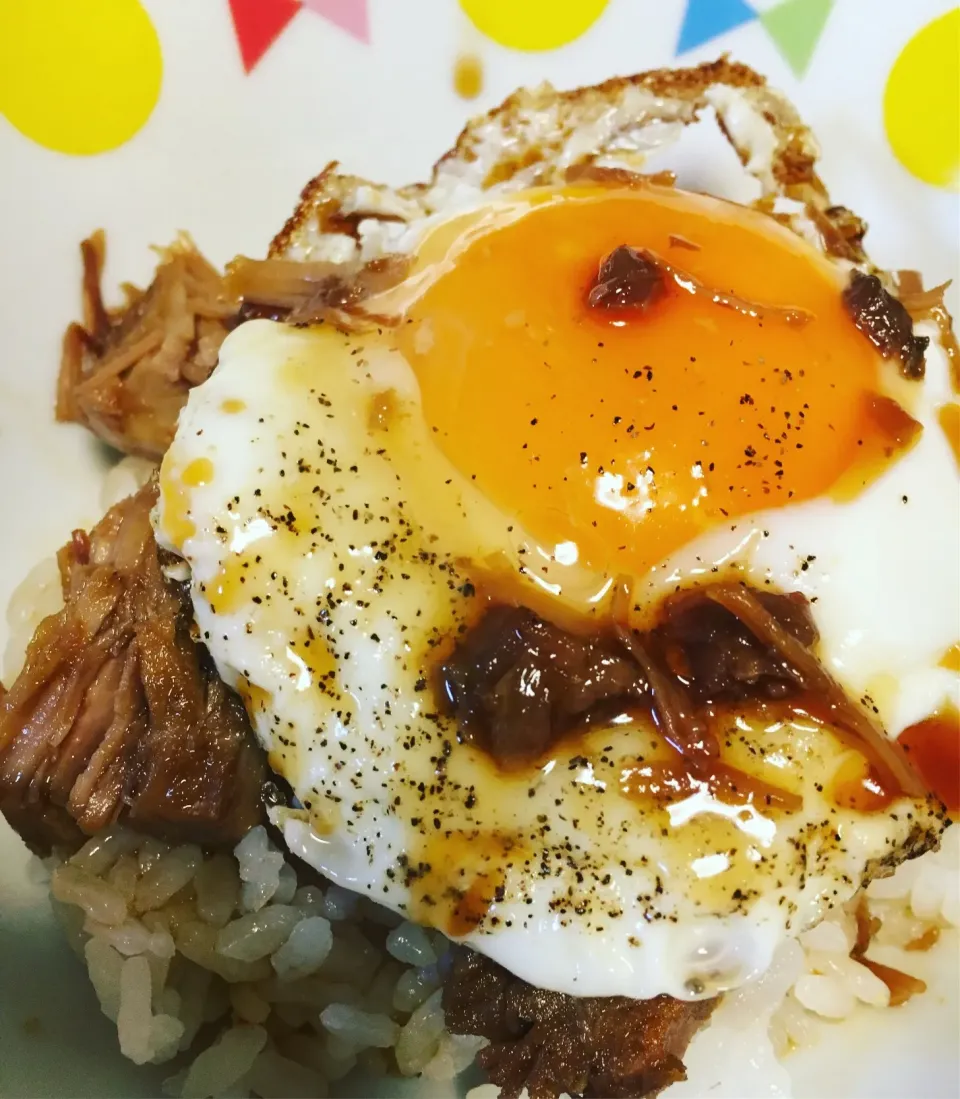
left=655, top=588, right=818, bottom=703
left=0, top=484, right=266, bottom=855
left=442, top=948, right=716, bottom=1099
left=842, top=270, right=929, bottom=379
left=438, top=607, right=646, bottom=765
left=587, top=246, right=663, bottom=311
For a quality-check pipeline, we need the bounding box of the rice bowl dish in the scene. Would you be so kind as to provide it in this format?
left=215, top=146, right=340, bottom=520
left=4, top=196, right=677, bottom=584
left=0, top=59, right=957, bottom=1099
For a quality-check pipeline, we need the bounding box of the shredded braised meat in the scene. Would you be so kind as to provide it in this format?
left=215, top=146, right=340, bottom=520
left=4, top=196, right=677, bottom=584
left=0, top=484, right=265, bottom=854
left=56, top=232, right=239, bottom=459
left=226, top=253, right=409, bottom=325
left=443, top=948, right=716, bottom=1099
left=896, top=270, right=959, bottom=389
left=54, top=236, right=414, bottom=459
left=440, top=584, right=921, bottom=803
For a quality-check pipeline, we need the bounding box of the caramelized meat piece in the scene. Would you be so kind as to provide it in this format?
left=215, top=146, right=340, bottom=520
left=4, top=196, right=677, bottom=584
left=56, top=232, right=239, bottom=459
left=587, top=246, right=663, bottom=311
left=438, top=606, right=646, bottom=765
left=842, top=270, right=929, bottom=379
left=655, top=586, right=818, bottom=702
left=0, top=484, right=265, bottom=854
left=443, top=948, right=715, bottom=1099
left=442, top=584, right=923, bottom=806
left=438, top=591, right=815, bottom=769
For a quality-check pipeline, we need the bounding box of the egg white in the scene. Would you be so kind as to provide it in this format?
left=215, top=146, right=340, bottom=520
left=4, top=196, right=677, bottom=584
left=155, top=288, right=951, bottom=999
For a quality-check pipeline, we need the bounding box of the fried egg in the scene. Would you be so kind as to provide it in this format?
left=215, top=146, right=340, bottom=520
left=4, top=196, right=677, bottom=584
left=155, top=75, right=957, bottom=1002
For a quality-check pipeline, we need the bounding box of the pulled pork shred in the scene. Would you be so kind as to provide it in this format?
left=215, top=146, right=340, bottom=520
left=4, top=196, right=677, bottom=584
left=443, top=948, right=716, bottom=1099
left=225, top=253, right=409, bottom=325
left=56, top=232, right=239, bottom=460
left=0, top=484, right=264, bottom=854
left=55, top=235, right=409, bottom=459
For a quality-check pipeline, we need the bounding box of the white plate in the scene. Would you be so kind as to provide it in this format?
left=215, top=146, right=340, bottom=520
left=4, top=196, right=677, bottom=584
left=1, top=1, right=957, bottom=1095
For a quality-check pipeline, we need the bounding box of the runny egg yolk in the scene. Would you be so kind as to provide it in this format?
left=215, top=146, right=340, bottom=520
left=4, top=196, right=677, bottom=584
left=400, top=185, right=915, bottom=578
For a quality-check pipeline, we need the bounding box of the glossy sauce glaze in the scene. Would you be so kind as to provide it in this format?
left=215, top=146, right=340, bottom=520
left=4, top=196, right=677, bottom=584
left=898, top=708, right=960, bottom=814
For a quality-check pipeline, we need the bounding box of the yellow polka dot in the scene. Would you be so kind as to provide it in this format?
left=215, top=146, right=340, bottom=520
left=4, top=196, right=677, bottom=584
left=883, top=8, right=960, bottom=190
left=460, top=0, right=609, bottom=51
left=0, top=0, right=162, bottom=156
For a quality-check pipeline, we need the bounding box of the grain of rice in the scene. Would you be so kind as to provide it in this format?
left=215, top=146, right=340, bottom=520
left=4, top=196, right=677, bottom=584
left=799, top=916, right=853, bottom=955
left=116, top=955, right=154, bottom=1061
left=395, top=988, right=446, bottom=1076
left=70, top=828, right=142, bottom=877
left=84, top=917, right=176, bottom=959
left=179, top=1024, right=267, bottom=1099
left=805, top=952, right=890, bottom=1007
left=270, top=915, right=333, bottom=981
left=770, top=994, right=818, bottom=1053
left=134, top=845, right=202, bottom=913
left=235, top=827, right=284, bottom=913
left=793, top=972, right=857, bottom=1018
left=385, top=920, right=439, bottom=966
left=150, top=1015, right=187, bottom=1065
left=320, top=1003, right=400, bottom=1049
left=216, top=905, right=300, bottom=961
left=194, top=854, right=241, bottom=927
left=117, top=954, right=185, bottom=1065
left=85, top=936, right=125, bottom=1021
left=108, top=854, right=142, bottom=904
left=176, top=920, right=273, bottom=984
left=392, top=963, right=442, bottom=1013
left=422, top=1032, right=489, bottom=1080
left=52, top=864, right=129, bottom=926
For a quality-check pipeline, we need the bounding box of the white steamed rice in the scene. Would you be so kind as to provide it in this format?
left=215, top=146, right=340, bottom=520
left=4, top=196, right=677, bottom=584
left=44, top=822, right=482, bottom=1097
